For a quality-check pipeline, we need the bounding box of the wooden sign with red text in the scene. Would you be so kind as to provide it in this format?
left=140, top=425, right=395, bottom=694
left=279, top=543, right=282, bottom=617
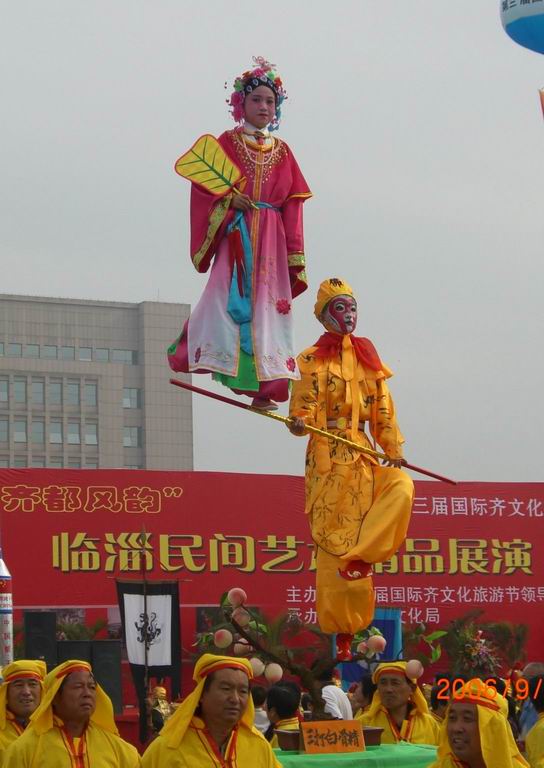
left=300, top=720, right=365, bottom=754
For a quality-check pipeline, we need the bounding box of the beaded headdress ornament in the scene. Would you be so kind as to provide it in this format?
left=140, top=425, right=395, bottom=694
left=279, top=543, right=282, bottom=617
left=226, top=56, right=287, bottom=132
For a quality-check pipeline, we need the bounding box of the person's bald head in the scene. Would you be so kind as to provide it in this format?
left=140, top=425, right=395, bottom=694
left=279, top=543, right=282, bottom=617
left=522, top=662, right=544, bottom=680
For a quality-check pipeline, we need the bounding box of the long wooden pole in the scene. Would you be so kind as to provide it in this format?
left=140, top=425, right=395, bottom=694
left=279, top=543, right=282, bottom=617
left=170, top=378, right=457, bottom=485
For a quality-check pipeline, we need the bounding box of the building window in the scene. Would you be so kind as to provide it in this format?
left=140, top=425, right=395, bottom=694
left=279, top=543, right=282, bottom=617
left=0, top=379, right=7, bottom=404
left=7, top=343, right=22, bottom=357
left=41, top=345, right=57, bottom=359
left=85, top=423, right=98, bottom=445
left=14, top=378, right=27, bottom=404
left=32, top=457, right=45, bottom=467
left=14, top=457, right=28, bottom=467
left=49, top=457, right=64, bottom=468
left=60, top=346, right=75, bottom=360
left=67, top=421, right=81, bottom=444
left=31, top=420, right=45, bottom=444
left=123, top=388, right=141, bottom=408
left=123, top=426, right=141, bottom=448
left=14, top=420, right=27, bottom=443
left=79, top=347, right=92, bottom=362
left=95, top=348, right=109, bottom=363
left=49, top=380, right=62, bottom=406
left=85, top=461, right=98, bottom=469
left=0, top=343, right=3, bottom=356
left=32, top=379, right=45, bottom=405
left=68, top=459, right=81, bottom=469
left=85, top=382, right=97, bottom=407
left=66, top=381, right=80, bottom=406
left=50, top=420, right=63, bottom=444
left=113, top=349, right=137, bottom=365
left=124, top=465, right=142, bottom=470
left=0, top=419, right=8, bottom=443
left=24, top=344, right=40, bottom=358
left=0, top=458, right=8, bottom=467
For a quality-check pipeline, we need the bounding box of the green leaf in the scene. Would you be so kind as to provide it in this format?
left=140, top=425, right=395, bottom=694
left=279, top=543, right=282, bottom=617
left=431, top=646, right=442, bottom=662
left=424, top=631, right=448, bottom=642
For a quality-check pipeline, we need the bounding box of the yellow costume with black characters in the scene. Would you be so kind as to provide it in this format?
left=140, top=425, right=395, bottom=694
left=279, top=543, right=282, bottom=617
left=429, top=678, right=528, bottom=767
left=0, top=660, right=46, bottom=766
left=289, top=279, right=414, bottom=634
left=3, top=660, right=140, bottom=767
left=142, top=654, right=280, bottom=768
left=358, top=662, right=439, bottom=745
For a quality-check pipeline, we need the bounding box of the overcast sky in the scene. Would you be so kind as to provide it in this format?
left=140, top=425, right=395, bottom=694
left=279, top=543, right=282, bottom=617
left=2, top=1, right=543, bottom=482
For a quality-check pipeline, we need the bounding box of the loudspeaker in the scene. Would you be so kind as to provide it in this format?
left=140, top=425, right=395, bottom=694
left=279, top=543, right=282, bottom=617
left=24, top=611, right=57, bottom=671
left=92, top=640, right=123, bottom=714
left=56, top=640, right=92, bottom=664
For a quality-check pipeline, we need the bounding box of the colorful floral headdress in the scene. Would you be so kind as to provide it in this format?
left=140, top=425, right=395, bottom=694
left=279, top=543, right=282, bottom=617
left=226, top=56, right=287, bottom=132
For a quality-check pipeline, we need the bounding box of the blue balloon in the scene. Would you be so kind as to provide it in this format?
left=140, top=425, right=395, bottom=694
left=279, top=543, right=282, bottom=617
left=501, top=1, right=544, bottom=55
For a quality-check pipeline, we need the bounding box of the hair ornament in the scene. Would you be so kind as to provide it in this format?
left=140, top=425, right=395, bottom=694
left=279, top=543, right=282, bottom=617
left=225, top=56, right=287, bottom=132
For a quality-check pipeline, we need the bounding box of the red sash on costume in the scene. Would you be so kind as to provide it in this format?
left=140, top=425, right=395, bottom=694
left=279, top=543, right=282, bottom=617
left=312, top=332, right=383, bottom=371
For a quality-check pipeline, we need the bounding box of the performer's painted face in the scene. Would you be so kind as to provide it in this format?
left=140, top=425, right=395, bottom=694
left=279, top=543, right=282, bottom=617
left=322, top=295, right=358, bottom=335
left=243, top=85, right=276, bottom=129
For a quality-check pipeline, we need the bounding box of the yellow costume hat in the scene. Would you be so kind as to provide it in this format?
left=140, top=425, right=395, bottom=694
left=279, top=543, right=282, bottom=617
left=314, top=278, right=354, bottom=319
left=30, top=659, right=118, bottom=736
left=367, top=661, right=430, bottom=718
left=0, top=660, right=46, bottom=729
left=432, top=678, right=528, bottom=768
left=160, top=654, right=254, bottom=749
left=153, top=686, right=167, bottom=698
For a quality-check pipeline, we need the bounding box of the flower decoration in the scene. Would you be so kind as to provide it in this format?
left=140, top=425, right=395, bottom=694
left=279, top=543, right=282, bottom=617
left=226, top=56, right=287, bottom=131
left=286, top=357, right=296, bottom=372
left=456, top=625, right=500, bottom=677
left=276, top=298, right=291, bottom=315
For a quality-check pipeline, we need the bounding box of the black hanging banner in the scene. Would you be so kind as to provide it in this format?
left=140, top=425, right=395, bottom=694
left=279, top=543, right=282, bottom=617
left=116, top=579, right=181, bottom=742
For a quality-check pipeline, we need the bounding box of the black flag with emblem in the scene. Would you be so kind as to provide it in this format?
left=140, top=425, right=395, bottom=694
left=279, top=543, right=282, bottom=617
left=116, top=579, right=181, bottom=742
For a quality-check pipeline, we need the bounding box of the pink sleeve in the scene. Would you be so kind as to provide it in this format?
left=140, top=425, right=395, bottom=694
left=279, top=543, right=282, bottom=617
left=282, top=148, right=312, bottom=298
left=189, top=132, right=235, bottom=273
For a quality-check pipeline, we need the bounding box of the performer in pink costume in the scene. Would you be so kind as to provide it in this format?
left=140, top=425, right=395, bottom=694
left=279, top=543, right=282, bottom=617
left=168, top=57, right=312, bottom=410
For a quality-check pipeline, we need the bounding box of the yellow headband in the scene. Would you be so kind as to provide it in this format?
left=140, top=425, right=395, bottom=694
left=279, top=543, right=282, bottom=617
left=314, top=278, right=354, bottom=319
left=0, top=660, right=46, bottom=729
left=30, top=659, right=118, bottom=736
left=160, top=654, right=254, bottom=749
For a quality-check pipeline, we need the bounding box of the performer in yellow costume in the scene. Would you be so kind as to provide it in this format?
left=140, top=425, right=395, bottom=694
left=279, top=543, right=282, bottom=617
left=3, top=659, right=140, bottom=767
left=0, top=660, right=45, bottom=765
left=429, top=678, right=528, bottom=768
left=526, top=676, right=544, bottom=768
left=142, top=654, right=280, bottom=768
left=289, top=278, right=414, bottom=657
left=358, top=662, right=439, bottom=745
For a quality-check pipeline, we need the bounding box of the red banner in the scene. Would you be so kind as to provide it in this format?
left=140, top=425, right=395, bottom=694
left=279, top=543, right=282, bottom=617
left=0, top=469, right=542, bottom=663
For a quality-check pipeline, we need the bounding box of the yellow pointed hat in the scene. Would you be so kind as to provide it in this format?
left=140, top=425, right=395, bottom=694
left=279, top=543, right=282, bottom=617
left=160, top=654, right=254, bottom=749
left=0, top=660, right=46, bottom=729
left=314, top=278, right=354, bottom=319
left=30, top=659, right=118, bottom=736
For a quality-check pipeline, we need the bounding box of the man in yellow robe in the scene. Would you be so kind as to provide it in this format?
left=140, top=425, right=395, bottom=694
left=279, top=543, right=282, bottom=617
left=358, top=662, right=439, bottom=745
left=526, top=676, right=544, bottom=768
left=142, top=654, right=281, bottom=767
left=429, top=678, right=528, bottom=768
left=0, top=660, right=45, bottom=765
left=3, top=659, right=140, bottom=767
left=289, top=278, right=414, bottom=656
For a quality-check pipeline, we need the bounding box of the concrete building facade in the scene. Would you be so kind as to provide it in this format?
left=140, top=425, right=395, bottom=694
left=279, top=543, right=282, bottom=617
left=0, top=294, right=192, bottom=470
